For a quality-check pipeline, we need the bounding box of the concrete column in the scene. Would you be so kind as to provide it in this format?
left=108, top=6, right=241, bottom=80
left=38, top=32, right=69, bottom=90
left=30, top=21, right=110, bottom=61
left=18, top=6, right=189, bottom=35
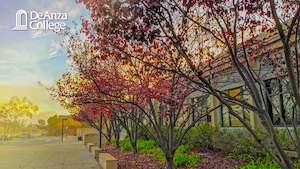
left=249, top=89, right=262, bottom=129
left=210, top=95, right=217, bottom=127
left=186, top=97, right=192, bottom=127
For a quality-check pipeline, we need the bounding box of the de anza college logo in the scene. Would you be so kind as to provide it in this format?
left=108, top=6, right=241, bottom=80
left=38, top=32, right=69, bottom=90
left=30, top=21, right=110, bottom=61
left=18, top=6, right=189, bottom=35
left=12, top=9, right=68, bottom=32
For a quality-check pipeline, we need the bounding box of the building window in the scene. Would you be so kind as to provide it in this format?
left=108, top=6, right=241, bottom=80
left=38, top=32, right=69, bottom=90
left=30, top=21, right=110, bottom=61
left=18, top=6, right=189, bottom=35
left=221, top=87, right=250, bottom=126
left=191, top=95, right=211, bottom=126
left=265, top=78, right=298, bottom=125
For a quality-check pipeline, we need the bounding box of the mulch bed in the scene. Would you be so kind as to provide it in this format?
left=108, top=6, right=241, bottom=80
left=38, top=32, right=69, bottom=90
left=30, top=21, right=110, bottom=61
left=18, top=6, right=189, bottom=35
left=95, top=144, right=248, bottom=169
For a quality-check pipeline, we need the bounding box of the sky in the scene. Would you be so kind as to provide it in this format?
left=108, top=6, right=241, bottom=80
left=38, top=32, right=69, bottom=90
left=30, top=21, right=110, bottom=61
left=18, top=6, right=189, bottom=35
left=0, top=0, right=90, bottom=124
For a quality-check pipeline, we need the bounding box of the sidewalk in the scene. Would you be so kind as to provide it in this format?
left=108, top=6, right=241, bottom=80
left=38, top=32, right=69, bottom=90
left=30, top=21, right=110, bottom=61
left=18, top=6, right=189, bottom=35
left=0, top=136, right=101, bottom=169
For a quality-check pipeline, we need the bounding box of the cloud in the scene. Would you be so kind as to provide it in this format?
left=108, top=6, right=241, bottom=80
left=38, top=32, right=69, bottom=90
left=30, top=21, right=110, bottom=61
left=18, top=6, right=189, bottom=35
left=0, top=73, right=54, bottom=86
left=0, top=47, right=61, bottom=87
left=0, top=25, right=9, bottom=32
left=65, top=59, right=71, bottom=65
left=27, top=0, right=87, bottom=19
left=30, top=30, right=46, bottom=39
left=0, top=61, right=13, bottom=63
left=48, top=39, right=61, bottom=59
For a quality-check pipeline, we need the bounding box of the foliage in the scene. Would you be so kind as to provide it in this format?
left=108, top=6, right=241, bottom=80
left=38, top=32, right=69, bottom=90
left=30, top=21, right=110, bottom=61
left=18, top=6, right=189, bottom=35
left=105, top=141, right=111, bottom=145
left=147, top=144, right=201, bottom=167
left=231, top=148, right=300, bottom=169
left=111, top=140, right=116, bottom=146
left=137, top=139, right=157, bottom=152
left=136, top=126, right=153, bottom=140
left=213, top=128, right=263, bottom=156
left=47, top=114, right=61, bottom=129
left=147, top=148, right=166, bottom=163
left=0, top=96, right=38, bottom=139
left=182, top=124, right=218, bottom=150
left=36, top=119, right=46, bottom=130
left=274, top=128, right=294, bottom=150
left=116, top=138, right=201, bottom=167
left=183, top=124, right=263, bottom=157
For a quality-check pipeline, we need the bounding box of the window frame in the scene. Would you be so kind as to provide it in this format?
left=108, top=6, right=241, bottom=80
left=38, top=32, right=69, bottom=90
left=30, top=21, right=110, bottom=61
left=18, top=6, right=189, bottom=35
left=264, top=78, right=298, bottom=126
left=221, top=86, right=250, bottom=127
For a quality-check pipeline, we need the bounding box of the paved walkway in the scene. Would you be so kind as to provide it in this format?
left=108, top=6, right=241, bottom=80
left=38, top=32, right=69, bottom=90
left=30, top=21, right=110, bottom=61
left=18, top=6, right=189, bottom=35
left=0, top=136, right=101, bottom=169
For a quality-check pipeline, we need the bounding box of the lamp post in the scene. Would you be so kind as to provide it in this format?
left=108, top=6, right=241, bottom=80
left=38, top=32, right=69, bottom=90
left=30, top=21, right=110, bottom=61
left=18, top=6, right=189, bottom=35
left=61, top=118, right=67, bottom=142
left=67, top=122, right=70, bottom=136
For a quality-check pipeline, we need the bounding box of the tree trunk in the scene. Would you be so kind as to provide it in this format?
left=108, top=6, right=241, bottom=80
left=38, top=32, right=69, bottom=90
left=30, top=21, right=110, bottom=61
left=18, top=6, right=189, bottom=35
left=165, top=153, right=175, bottom=169
left=114, top=131, right=120, bottom=148
left=115, top=133, right=120, bottom=148
left=99, top=114, right=103, bottom=148
left=2, top=117, right=18, bottom=141
left=130, top=139, right=137, bottom=154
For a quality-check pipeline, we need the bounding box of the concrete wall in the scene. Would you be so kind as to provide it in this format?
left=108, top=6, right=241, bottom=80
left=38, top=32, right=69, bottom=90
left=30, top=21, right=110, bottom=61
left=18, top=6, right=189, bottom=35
left=77, top=128, right=98, bottom=137
left=82, top=133, right=113, bottom=145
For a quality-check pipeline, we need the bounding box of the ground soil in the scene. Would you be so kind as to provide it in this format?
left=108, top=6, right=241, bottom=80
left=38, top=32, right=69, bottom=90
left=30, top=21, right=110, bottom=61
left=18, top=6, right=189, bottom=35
left=95, top=144, right=248, bottom=169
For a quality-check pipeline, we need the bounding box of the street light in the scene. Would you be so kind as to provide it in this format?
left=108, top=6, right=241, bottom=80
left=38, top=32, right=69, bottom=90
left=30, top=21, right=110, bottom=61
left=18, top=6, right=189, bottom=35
left=61, top=118, right=67, bottom=142
left=58, top=115, right=70, bottom=142
left=67, top=122, right=70, bottom=137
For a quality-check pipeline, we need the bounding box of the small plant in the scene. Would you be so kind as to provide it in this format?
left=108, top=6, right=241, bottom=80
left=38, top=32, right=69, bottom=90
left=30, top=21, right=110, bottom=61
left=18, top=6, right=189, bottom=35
left=105, top=141, right=111, bottom=145
left=136, top=139, right=157, bottom=152
left=173, top=153, right=201, bottom=167
left=111, top=140, right=116, bottom=146
left=147, top=148, right=166, bottom=164
left=116, top=139, right=202, bottom=167
left=173, top=145, right=200, bottom=167
left=274, top=128, right=294, bottom=150
left=200, top=158, right=210, bottom=163
left=182, top=124, right=217, bottom=150
left=230, top=148, right=300, bottom=169
left=226, top=149, right=238, bottom=159
left=121, top=141, right=132, bottom=152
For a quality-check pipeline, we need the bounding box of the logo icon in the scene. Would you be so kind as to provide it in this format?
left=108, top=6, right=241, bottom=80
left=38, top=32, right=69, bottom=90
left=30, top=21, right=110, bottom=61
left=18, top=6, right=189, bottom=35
left=12, top=10, right=28, bottom=31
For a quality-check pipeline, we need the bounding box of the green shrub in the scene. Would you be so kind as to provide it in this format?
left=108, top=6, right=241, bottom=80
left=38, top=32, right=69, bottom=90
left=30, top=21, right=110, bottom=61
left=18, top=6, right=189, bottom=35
left=136, top=139, right=157, bottom=152
left=274, top=128, right=294, bottom=150
left=147, top=148, right=166, bottom=164
left=121, top=141, right=133, bottom=152
left=175, top=144, right=194, bottom=154
left=231, top=159, right=281, bottom=169
left=117, top=138, right=201, bottom=167
left=182, top=124, right=262, bottom=155
left=173, top=145, right=200, bottom=167
left=182, top=124, right=217, bottom=150
left=231, top=148, right=300, bottom=169
left=173, top=153, right=201, bottom=167
left=231, top=158, right=300, bottom=169
left=213, top=127, right=263, bottom=156
left=147, top=144, right=200, bottom=167
left=111, top=140, right=116, bottom=146
left=137, top=126, right=153, bottom=140
left=105, top=141, right=112, bottom=145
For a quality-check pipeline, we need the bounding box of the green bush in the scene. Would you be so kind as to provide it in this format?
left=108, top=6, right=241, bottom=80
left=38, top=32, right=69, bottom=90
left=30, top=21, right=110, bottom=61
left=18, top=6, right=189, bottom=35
left=117, top=138, right=201, bottom=167
left=105, top=141, right=112, bottom=145
left=182, top=124, right=217, bottom=150
left=231, top=157, right=300, bottom=169
left=117, top=139, right=157, bottom=152
left=121, top=141, right=132, bottom=152
left=137, top=126, right=153, bottom=140
left=213, top=127, right=263, bottom=156
left=111, top=140, right=116, bottom=146
left=147, top=148, right=166, bottom=163
left=147, top=144, right=201, bottom=167
left=136, top=139, right=157, bottom=152
left=231, top=148, right=300, bottom=169
left=274, top=128, right=295, bottom=150
left=182, top=124, right=268, bottom=158
left=173, top=153, right=201, bottom=167
left=231, top=159, right=281, bottom=169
